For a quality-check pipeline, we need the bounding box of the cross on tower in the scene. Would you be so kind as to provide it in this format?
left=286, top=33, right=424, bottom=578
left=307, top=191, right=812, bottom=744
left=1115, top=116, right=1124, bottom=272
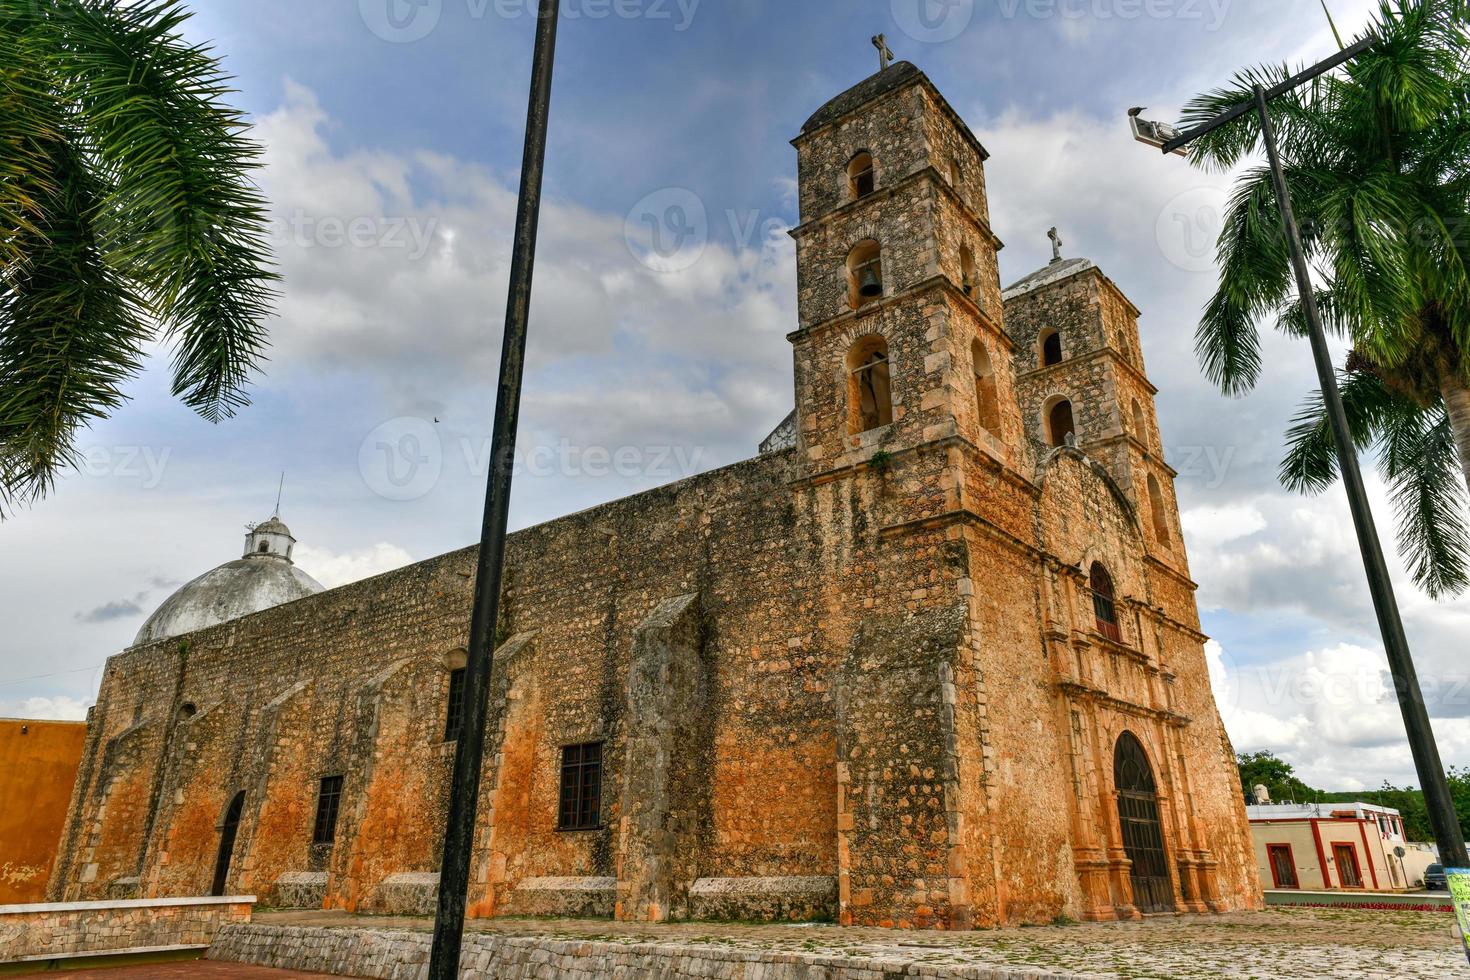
left=1048, top=226, right=1064, bottom=264
left=872, top=34, right=894, bottom=72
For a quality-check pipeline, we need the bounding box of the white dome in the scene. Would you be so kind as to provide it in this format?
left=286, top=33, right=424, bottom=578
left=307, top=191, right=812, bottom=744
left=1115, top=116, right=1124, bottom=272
left=133, top=517, right=324, bottom=647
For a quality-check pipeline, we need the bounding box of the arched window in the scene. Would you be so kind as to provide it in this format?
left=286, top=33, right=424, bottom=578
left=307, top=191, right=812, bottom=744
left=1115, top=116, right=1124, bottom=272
left=444, top=650, right=468, bottom=741
left=211, top=791, right=245, bottom=897
left=258, top=541, right=270, bottom=553
left=1040, top=328, right=1063, bottom=367
left=1131, top=398, right=1148, bottom=446
left=847, top=335, right=893, bottom=434
left=1148, top=474, right=1171, bottom=544
left=1090, top=562, right=1120, bottom=642
left=959, top=245, right=977, bottom=297
left=847, top=240, right=883, bottom=310
left=1045, top=397, right=1075, bottom=448
left=847, top=152, right=875, bottom=199
left=971, top=339, right=999, bottom=436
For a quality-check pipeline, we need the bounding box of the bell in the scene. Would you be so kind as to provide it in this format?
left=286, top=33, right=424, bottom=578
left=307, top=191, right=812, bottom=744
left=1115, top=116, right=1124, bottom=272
left=859, top=268, right=883, bottom=298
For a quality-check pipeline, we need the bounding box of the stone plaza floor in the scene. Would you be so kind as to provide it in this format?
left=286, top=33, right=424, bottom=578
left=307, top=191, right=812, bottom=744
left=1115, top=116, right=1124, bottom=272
left=248, top=906, right=1466, bottom=979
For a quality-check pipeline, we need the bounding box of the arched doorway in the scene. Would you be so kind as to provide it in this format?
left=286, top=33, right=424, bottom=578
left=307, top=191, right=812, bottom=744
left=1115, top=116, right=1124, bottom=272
left=211, top=791, right=245, bottom=897
left=1114, top=733, right=1174, bottom=913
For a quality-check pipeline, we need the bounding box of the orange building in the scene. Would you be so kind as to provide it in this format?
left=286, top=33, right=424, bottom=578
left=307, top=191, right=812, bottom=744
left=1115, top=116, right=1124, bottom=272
left=0, top=718, right=87, bottom=904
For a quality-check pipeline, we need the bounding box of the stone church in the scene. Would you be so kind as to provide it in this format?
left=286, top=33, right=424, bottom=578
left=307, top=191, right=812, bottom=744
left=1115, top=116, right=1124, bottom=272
left=50, top=60, right=1262, bottom=928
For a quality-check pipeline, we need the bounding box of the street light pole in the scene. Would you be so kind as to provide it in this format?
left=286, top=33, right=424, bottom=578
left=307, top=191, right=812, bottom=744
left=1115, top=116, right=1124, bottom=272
left=428, top=1, right=561, bottom=976
left=1133, top=40, right=1468, bottom=867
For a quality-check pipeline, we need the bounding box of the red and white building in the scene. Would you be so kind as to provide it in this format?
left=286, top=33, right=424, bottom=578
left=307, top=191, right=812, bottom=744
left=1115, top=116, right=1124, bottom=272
left=1247, top=802, right=1438, bottom=892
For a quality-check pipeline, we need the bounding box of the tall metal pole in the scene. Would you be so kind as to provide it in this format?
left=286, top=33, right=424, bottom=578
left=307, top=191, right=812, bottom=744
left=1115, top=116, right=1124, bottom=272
left=1250, top=84, right=1469, bottom=867
left=428, top=2, right=560, bottom=975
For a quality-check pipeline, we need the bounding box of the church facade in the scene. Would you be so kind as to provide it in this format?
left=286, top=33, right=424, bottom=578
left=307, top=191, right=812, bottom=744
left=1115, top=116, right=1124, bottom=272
left=49, top=62, right=1262, bottom=929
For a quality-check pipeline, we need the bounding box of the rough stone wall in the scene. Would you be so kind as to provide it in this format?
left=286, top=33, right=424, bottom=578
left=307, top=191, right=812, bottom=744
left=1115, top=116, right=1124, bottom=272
left=209, top=922, right=1063, bottom=980
left=796, top=83, right=930, bottom=224
left=54, top=446, right=977, bottom=926
left=0, top=719, right=85, bottom=904
left=0, top=897, right=252, bottom=964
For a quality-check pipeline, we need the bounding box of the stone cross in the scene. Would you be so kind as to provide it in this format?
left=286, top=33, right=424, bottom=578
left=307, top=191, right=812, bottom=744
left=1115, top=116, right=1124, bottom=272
left=1048, top=226, right=1063, bottom=264
left=872, top=34, right=894, bottom=72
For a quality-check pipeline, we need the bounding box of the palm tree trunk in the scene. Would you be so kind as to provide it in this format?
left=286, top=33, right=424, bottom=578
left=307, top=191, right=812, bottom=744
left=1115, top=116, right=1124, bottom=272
left=1443, top=372, right=1470, bottom=497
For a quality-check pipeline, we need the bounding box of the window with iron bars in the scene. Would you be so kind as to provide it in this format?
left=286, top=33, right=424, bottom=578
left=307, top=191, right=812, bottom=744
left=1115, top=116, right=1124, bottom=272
left=557, top=742, right=603, bottom=831
left=313, top=775, right=344, bottom=846
left=444, top=667, right=467, bottom=741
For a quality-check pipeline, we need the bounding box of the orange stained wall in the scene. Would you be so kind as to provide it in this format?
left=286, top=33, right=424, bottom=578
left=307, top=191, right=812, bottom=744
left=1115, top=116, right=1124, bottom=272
left=0, top=718, right=87, bottom=904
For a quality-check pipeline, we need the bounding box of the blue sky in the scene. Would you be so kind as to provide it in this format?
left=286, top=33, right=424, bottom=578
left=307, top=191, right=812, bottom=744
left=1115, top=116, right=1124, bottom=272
left=5, top=0, right=1469, bottom=793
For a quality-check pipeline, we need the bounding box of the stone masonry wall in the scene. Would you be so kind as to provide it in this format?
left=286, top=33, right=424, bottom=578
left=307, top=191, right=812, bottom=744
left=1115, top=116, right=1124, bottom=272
left=0, top=896, right=252, bottom=964
left=208, top=922, right=1065, bottom=980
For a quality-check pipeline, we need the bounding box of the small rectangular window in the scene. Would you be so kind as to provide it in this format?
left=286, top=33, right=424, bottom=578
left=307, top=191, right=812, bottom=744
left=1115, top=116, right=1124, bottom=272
left=445, top=667, right=467, bottom=741
left=557, top=742, right=603, bottom=831
left=313, top=775, right=344, bottom=846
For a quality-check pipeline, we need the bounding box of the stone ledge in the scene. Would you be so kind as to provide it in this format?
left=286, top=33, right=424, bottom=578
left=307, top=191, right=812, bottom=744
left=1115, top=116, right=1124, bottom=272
left=689, top=876, right=837, bottom=923
left=509, top=877, right=615, bottom=919
left=375, top=873, right=440, bottom=916
left=0, top=896, right=256, bottom=915
left=209, top=923, right=1082, bottom=979
left=0, top=897, right=253, bottom=965
left=271, top=872, right=328, bottom=911
left=8, top=942, right=209, bottom=964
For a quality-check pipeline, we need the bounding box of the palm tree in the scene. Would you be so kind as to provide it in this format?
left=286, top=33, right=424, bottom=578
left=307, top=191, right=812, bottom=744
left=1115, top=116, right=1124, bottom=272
left=1, top=0, right=275, bottom=516
left=1180, top=0, right=1470, bottom=596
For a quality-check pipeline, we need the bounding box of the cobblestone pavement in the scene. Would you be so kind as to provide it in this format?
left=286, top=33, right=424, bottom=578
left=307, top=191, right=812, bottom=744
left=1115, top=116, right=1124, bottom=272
left=255, top=907, right=1465, bottom=979
left=11, top=960, right=337, bottom=978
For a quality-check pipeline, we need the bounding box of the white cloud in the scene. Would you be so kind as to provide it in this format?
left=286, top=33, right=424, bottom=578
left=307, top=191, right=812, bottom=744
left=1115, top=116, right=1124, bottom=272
left=1182, top=503, right=1267, bottom=550
left=1212, top=637, right=1470, bottom=791
left=292, top=543, right=416, bottom=590
left=2, top=696, right=91, bottom=722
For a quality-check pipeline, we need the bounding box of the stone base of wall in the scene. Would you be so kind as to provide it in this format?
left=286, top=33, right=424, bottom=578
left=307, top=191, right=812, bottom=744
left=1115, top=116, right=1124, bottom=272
left=509, top=877, right=616, bottom=918
left=0, top=896, right=254, bottom=964
left=374, top=873, right=440, bottom=916
left=208, top=923, right=1067, bottom=979
left=270, top=873, right=328, bottom=910
left=689, top=876, right=837, bottom=922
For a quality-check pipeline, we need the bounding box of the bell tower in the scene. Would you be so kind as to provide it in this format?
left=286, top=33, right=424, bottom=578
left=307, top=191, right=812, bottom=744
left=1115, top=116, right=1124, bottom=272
left=786, top=59, right=1024, bottom=475
left=1003, top=239, right=1188, bottom=571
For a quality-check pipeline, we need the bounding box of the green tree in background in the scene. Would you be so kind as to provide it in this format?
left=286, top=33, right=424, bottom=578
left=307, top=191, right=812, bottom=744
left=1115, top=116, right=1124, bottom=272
left=1, top=0, right=275, bottom=516
left=1237, top=751, right=1322, bottom=806
left=1179, top=0, right=1470, bottom=597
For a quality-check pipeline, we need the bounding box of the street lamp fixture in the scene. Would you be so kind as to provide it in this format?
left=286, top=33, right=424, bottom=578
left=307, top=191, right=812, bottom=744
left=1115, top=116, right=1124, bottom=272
left=1127, top=107, right=1187, bottom=157
left=1128, top=35, right=1470, bottom=869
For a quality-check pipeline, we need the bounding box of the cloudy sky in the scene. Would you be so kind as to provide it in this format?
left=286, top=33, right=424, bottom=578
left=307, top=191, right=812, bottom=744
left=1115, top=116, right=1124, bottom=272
left=4, top=0, right=1467, bottom=795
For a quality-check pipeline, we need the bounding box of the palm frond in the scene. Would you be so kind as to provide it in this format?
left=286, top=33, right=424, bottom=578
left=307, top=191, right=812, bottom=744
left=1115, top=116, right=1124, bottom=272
left=0, top=131, right=144, bottom=516
left=1280, top=370, right=1394, bottom=492
left=49, top=0, right=277, bottom=422
left=1384, top=408, right=1470, bottom=597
